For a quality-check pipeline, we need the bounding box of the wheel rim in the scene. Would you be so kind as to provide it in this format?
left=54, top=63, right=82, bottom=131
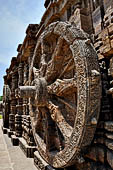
left=29, top=22, right=101, bottom=168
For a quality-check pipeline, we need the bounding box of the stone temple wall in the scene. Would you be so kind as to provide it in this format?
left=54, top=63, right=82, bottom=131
left=2, top=0, right=113, bottom=169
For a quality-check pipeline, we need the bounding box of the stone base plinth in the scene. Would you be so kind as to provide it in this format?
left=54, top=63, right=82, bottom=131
left=11, top=135, right=19, bottom=146
left=34, top=151, right=49, bottom=170
left=7, top=129, right=13, bottom=138
left=19, top=138, right=36, bottom=158
left=2, top=127, right=7, bottom=134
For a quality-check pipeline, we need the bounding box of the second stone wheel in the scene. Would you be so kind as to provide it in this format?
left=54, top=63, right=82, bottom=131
left=24, top=21, right=101, bottom=168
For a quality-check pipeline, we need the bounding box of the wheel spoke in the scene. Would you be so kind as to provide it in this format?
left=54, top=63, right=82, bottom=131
left=52, top=36, right=64, bottom=58
left=47, top=78, right=77, bottom=97
left=57, top=97, right=76, bottom=113
left=47, top=101, right=73, bottom=141
left=40, top=107, right=63, bottom=152
left=58, top=58, right=74, bottom=79
left=45, top=37, right=64, bottom=84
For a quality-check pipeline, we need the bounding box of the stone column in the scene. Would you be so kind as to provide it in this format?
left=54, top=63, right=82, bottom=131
left=15, top=63, right=24, bottom=137
left=69, top=0, right=94, bottom=34
left=3, top=82, right=11, bottom=129
left=28, top=53, right=34, bottom=77
left=21, top=53, right=36, bottom=146
left=9, top=69, right=18, bottom=132
left=24, top=63, right=29, bottom=84
left=22, top=60, right=34, bottom=144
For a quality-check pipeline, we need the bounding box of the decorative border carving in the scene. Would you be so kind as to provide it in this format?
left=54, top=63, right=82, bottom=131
left=30, top=22, right=101, bottom=168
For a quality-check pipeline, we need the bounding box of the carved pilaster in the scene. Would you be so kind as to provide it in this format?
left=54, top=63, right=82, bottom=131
left=24, top=63, right=29, bottom=84
left=3, top=81, right=11, bottom=128
left=18, top=63, right=24, bottom=86
left=9, top=69, right=18, bottom=131
left=9, top=100, right=16, bottom=131
left=15, top=63, right=24, bottom=137
left=15, top=101, right=23, bottom=137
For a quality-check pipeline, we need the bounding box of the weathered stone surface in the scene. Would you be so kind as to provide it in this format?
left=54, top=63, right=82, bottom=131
left=2, top=127, right=7, bottom=134
left=19, top=138, right=36, bottom=158
left=19, top=21, right=101, bottom=168
left=92, top=6, right=102, bottom=35
left=104, top=121, right=113, bottom=132
left=7, top=129, right=13, bottom=138
left=34, top=151, right=49, bottom=170
left=105, top=139, right=113, bottom=151
left=107, top=149, right=113, bottom=169
left=2, top=0, right=113, bottom=169
left=105, top=133, right=113, bottom=140
left=11, top=135, right=19, bottom=146
left=85, top=146, right=105, bottom=164
left=3, top=83, right=10, bottom=129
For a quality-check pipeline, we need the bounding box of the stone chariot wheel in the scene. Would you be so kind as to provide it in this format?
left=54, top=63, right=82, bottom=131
left=20, top=22, right=101, bottom=168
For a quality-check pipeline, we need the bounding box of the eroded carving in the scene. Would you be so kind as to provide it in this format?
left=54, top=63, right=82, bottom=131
left=19, top=21, right=101, bottom=168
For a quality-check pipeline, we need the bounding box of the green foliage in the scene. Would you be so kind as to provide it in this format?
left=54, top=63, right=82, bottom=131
left=0, top=96, right=3, bottom=101
left=0, top=114, right=2, bottom=119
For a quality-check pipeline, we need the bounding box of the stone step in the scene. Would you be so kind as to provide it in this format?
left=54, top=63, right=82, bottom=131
left=7, top=129, right=13, bottom=138
left=11, top=135, right=19, bottom=146
left=19, top=137, right=36, bottom=158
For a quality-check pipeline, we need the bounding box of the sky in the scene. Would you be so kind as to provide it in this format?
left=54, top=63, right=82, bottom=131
left=0, top=0, right=45, bottom=96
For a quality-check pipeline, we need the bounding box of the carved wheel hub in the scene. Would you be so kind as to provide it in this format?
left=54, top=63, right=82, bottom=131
left=20, top=22, right=101, bottom=168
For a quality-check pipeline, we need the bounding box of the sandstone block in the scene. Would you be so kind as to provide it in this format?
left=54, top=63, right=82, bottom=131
left=104, top=121, right=113, bottom=132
